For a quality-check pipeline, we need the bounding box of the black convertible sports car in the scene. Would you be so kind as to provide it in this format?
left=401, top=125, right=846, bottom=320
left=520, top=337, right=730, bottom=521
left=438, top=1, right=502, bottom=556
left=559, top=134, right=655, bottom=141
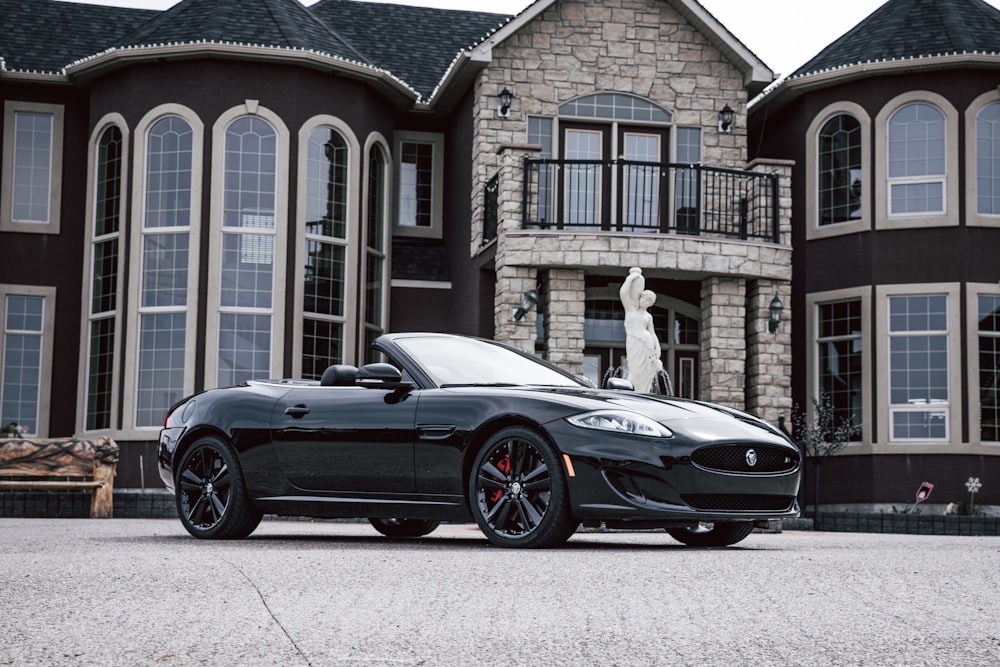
left=159, top=332, right=801, bottom=548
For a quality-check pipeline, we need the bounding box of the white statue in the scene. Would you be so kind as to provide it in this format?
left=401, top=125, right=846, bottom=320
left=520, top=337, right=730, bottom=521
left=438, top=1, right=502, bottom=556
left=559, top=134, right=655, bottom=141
left=619, top=267, right=663, bottom=393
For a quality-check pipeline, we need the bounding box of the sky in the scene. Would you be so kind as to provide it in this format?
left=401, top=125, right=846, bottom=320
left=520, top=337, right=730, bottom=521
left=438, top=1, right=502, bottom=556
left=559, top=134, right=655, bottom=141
left=63, top=0, right=1000, bottom=78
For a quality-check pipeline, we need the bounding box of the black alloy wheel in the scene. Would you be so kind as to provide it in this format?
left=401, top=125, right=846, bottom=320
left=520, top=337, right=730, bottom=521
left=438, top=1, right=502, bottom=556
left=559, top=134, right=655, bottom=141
left=667, top=521, right=754, bottom=547
left=368, top=518, right=441, bottom=538
left=175, top=436, right=262, bottom=540
left=469, top=426, right=578, bottom=548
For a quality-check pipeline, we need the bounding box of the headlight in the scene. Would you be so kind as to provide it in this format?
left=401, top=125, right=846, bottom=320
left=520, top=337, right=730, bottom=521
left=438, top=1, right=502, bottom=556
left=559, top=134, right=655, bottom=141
left=566, top=410, right=673, bottom=437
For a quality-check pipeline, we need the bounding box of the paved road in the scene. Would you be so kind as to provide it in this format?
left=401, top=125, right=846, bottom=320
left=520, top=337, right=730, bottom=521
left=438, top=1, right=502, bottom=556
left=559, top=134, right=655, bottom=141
left=1, top=519, right=998, bottom=666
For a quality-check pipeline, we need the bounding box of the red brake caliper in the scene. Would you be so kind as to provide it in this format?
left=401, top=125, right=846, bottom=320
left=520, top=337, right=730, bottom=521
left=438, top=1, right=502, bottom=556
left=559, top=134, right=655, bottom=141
left=487, top=453, right=511, bottom=505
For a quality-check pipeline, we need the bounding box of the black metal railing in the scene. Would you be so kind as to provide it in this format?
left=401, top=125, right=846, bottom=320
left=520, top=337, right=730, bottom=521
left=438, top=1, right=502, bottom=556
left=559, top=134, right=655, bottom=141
left=519, top=158, right=780, bottom=243
left=483, top=174, right=499, bottom=244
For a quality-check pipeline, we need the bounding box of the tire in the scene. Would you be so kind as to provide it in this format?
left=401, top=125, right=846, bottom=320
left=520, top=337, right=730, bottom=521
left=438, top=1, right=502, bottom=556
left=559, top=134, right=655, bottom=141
left=175, top=436, right=262, bottom=540
left=469, top=426, right=578, bottom=548
left=368, top=518, right=441, bottom=538
left=667, top=522, right=754, bottom=547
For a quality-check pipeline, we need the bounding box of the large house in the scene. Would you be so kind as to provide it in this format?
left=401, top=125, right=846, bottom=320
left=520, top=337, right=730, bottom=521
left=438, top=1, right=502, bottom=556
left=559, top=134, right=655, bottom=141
left=750, top=0, right=1000, bottom=511
left=1, top=0, right=791, bottom=494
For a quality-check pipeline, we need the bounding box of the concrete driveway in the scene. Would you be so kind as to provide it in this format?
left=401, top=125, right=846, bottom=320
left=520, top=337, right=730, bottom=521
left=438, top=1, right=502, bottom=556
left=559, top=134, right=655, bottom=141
left=1, top=519, right=998, bottom=666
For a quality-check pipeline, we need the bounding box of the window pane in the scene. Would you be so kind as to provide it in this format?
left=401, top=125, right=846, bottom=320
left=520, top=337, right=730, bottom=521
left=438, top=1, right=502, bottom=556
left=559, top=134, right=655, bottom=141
left=818, top=299, right=863, bottom=438
left=980, top=295, right=1000, bottom=441
left=399, top=142, right=433, bottom=227
left=220, top=234, right=274, bottom=309
left=145, top=116, right=193, bottom=228
left=86, top=317, right=115, bottom=431
left=217, top=313, right=271, bottom=386
left=367, top=146, right=386, bottom=251
left=818, top=114, right=862, bottom=225
left=623, top=133, right=660, bottom=229
left=564, top=130, right=601, bottom=228
left=305, top=128, right=348, bottom=239
left=92, top=238, right=119, bottom=315
left=365, top=254, right=384, bottom=329
left=142, top=233, right=189, bottom=308
left=888, top=294, right=949, bottom=441
left=528, top=117, right=554, bottom=226
left=892, top=411, right=947, bottom=439
left=888, top=103, right=945, bottom=178
left=2, top=295, right=44, bottom=435
left=302, top=318, right=343, bottom=380
left=303, top=240, right=345, bottom=317
left=559, top=94, right=671, bottom=123
left=890, top=182, right=943, bottom=214
left=95, top=126, right=123, bottom=237
left=976, top=102, right=1000, bottom=215
left=136, top=312, right=186, bottom=428
left=11, top=112, right=53, bottom=223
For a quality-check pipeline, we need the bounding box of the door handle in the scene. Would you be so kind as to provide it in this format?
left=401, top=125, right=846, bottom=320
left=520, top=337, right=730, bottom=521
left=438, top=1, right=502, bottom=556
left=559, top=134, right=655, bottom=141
left=284, top=405, right=310, bottom=418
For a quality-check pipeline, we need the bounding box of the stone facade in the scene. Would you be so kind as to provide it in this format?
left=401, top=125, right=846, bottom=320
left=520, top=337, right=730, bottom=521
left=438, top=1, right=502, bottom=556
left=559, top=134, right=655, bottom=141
left=476, top=0, right=792, bottom=417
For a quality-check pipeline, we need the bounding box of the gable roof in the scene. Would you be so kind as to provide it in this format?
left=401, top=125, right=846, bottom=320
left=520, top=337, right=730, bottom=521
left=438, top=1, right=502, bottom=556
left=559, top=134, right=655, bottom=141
left=792, top=0, right=1000, bottom=78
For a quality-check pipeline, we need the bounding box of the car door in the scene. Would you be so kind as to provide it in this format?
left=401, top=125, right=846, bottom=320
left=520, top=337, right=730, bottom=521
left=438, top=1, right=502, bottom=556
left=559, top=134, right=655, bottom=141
left=270, top=385, right=417, bottom=493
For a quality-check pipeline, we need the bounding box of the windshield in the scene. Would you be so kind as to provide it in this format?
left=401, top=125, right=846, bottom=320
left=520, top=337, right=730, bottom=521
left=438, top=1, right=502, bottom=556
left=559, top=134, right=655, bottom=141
left=395, top=336, right=584, bottom=388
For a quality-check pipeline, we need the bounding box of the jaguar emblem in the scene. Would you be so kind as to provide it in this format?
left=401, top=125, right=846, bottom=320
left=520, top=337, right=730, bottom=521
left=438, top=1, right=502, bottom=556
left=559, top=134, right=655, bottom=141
left=746, top=448, right=758, bottom=467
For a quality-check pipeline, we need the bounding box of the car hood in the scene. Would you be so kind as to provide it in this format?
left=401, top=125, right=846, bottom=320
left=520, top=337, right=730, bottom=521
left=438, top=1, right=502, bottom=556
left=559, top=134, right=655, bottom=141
left=514, top=386, right=791, bottom=445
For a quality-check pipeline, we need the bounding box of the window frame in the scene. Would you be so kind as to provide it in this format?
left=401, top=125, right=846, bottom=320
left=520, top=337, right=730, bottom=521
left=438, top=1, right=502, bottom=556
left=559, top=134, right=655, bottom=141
left=874, top=92, right=959, bottom=230
left=205, top=103, right=289, bottom=388
left=78, top=114, right=130, bottom=435
left=968, top=282, right=1000, bottom=447
left=1, top=101, right=64, bottom=234
left=805, top=287, right=871, bottom=448
left=965, top=90, right=1000, bottom=229
left=361, top=133, right=392, bottom=364
left=0, top=284, right=56, bottom=438
left=875, top=283, right=961, bottom=447
left=805, top=103, right=871, bottom=240
left=393, top=131, right=444, bottom=239
left=291, top=115, right=362, bottom=376
left=122, top=104, right=204, bottom=439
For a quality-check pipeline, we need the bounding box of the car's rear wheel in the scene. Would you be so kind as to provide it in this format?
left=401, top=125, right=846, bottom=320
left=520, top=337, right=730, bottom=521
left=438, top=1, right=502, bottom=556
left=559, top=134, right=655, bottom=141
left=667, top=522, right=754, bottom=547
left=368, top=518, right=440, bottom=538
left=176, top=436, right=262, bottom=540
left=469, top=426, right=578, bottom=548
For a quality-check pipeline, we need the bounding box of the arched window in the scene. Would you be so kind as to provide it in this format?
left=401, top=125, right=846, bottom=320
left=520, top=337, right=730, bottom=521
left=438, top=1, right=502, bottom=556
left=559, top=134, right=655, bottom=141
left=136, top=115, right=194, bottom=427
left=302, top=126, right=349, bottom=379
left=887, top=102, right=945, bottom=215
left=976, top=101, right=1000, bottom=216
left=818, top=114, right=862, bottom=225
left=363, top=143, right=388, bottom=363
left=85, top=124, right=124, bottom=430
left=217, top=116, right=278, bottom=387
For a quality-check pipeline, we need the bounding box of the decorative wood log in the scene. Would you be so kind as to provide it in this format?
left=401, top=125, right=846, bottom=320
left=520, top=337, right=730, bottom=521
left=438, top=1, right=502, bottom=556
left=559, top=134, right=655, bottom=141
left=0, top=436, right=120, bottom=518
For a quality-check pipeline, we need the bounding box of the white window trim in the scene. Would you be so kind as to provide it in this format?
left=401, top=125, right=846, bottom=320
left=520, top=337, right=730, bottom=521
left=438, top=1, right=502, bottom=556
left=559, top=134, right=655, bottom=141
left=77, top=114, right=130, bottom=436
left=805, top=287, right=872, bottom=449
left=361, top=132, right=392, bottom=361
left=1, top=101, right=64, bottom=234
left=874, top=92, right=959, bottom=230
left=205, top=102, right=289, bottom=388
left=0, top=284, right=56, bottom=438
left=965, top=90, right=1000, bottom=229
left=122, top=104, right=204, bottom=440
left=875, top=283, right=961, bottom=449
left=393, top=130, right=444, bottom=239
left=290, top=115, right=362, bottom=375
left=968, top=282, right=1000, bottom=447
left=805, top=102, right=871, bottom=240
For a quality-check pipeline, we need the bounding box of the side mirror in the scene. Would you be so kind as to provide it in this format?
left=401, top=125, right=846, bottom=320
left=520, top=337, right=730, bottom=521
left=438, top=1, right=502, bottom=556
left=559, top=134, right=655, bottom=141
left=356, top=362, right=402, bottom=383
left=605, top=377, right=634, bottom=391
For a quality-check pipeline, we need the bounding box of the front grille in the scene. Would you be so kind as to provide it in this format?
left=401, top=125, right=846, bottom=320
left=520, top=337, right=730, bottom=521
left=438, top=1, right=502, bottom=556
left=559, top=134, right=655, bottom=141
left=691, top=444, right=799, bottom=474
left=681, top=494, right=795, bottom=512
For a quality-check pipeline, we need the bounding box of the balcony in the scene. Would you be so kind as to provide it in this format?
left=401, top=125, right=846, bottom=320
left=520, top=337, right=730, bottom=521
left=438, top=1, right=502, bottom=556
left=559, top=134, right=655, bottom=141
left=483, top=159, right=781, bottom=245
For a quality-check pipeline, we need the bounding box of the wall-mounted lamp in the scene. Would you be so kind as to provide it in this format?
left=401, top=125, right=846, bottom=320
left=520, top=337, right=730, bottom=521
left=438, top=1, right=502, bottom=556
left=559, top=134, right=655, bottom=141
left=498, top=87, right=514, bottom=118
left=513, top=287, right=539, bottom=321
left=768, top=293, right=783, bottom=333
left=718, top=104, right=734, bottom=133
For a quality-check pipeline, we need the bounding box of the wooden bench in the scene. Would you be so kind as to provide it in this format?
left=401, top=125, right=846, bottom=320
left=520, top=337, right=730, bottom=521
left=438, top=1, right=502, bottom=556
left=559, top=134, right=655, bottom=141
left=0, top=436, right=119, bottom=518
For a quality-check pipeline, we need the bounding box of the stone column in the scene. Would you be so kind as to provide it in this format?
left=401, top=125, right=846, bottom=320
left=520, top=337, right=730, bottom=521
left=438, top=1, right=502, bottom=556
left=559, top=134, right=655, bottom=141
left=746, top=279, right=792, bottom=425
left=699, top=276, right=746, bottom=410
left=494, top=264, right=538, bottom=355
left=541, top=268, right=585, bottom=377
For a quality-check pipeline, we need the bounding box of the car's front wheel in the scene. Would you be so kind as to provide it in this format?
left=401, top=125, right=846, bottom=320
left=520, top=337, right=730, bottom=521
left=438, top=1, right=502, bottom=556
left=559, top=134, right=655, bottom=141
left=175, top=436, right=262, bottom=539
left=469, top=426, right=578, bottom=548
left=667, top=522, right=754, bottom=547
left=368, top=518, right=440, bottom=538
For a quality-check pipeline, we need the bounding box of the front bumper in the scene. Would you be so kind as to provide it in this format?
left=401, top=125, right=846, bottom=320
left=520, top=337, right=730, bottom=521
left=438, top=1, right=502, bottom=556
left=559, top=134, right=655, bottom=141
left=547, top=420, right=801, bottom=526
